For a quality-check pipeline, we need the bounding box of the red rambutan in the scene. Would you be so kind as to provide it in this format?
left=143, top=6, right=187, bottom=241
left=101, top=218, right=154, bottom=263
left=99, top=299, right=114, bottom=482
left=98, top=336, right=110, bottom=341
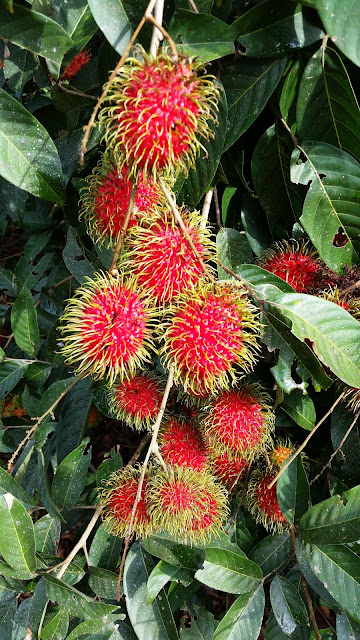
left=208, top=448, right=248, bottom=491
left=257, top=241, right=325, bottom=293
left=61, top=48, right=91, bottom=81
left=60, top=272, right=157, bottom=385
left=160, top=282, right=260, bottom=395
left=159, top=418, right=208, bottom=471
left=247, top=470, right=288, bottom=533
left=148, top=466, right=228, bottom=543
left=100, top=49, right=219, bottom=177
left=108, top=372, right=164, bottom=430
left=201, top=384, right=274, bottom=461
left=99, top=466, right=153, bottom=538
left=122, top=209, right=215, bottom=304
left=80, top=154, right=163, bottom=247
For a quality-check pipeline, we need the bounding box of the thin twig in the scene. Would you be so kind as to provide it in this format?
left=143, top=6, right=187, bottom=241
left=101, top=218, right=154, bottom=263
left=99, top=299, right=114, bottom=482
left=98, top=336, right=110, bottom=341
left=310, top=411, right=360, bottom=486
left=56, top=506, right=102, bottom=580
left=188, top=0, right=199, bottom=12
left=200, top=188, right=214, bottom=229
left=0, top=251, right=24, bottom=262
left=290, top=528, right=321, bottom=640
left=109, top=181, right=138, bottom=274
left=339, top=279, right=360, bottom=297
left=149, top=0, right=165, bottom=55
left=57, top=82, right=97, bottom=101
left=48, top=275, right=74, bottom=293
left=127, top=433, right=151, bottom=466
left=268, top=392, right=346, bottom=490
left=213, top=187, right=222, bottom=229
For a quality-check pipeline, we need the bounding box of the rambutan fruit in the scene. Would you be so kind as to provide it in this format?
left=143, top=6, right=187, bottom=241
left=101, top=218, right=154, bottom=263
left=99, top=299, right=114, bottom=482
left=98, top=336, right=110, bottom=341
left=201, top=384, right=274, bottom=461
left=148, top=466, right=228, bottom=543
left=160, top=282, right=260, bottom=395
left=0, top=395, right=26, bottom=419
left=59, top=272, right=157, bottom=386
left=268, top=440, right=294, bottom=468
left=257, top=241, right=325, bottom=293
left=108, top=372, right=164, bottom=430
left=61, top=48, right=91, bottom=81
left=80, top=154, right=163, bottom=247
left=99, top=466, right=153, bottom=538
left=320, top=287, right=360, bottom=320
left=247, top=470, right=288, bottom=533
left=341, top=385, right=360, bottom=414
left=100, top=49, right=219, bottom=177
left=208, top=448, right=248, bottom=491
left=122, top=209, right=215, bottom=304
left=159, top=418, right=208, bottom=471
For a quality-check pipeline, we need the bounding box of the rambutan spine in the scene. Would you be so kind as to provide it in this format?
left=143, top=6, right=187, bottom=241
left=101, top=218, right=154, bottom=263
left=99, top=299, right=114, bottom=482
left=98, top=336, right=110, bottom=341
left=246, top=469, right=289, bottom=533
left=108, top=371, right=165, bottom=430
left=257, top=240, right=326, bottom=294
left=159, top=418, right=208, bottom=471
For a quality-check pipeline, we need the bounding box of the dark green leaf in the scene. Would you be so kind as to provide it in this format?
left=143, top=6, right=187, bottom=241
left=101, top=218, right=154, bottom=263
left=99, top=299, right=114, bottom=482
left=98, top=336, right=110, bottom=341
left=331, top=405, right=360, bottom=483
left=0, top=360, right=28, bottom=400
left=88, top=566, right=119, bottom=600
left=24, top=229, right=53, bottom=262
left=89, top=522, right=123, bottom=572
left=217, top=255, right=295, bottom=293
left=0, top=89, right=65, bottom=203
left=0, top=266, right=16, bottom=296
left=213, top=586, right=265, bottom=640
left=51, top=438, right=91, bottom=510
left=180, top=606, right=217, bottom=639
left=66, top=616, right=128, bottom=640
left=169, top=10, right=236, bottom=61
left=277, top=454, right=310, bottom=524
left=336, top=611, right=360, bottom=640
left=11, top=286, right=39, bottom=357
left=63, top=227, right=95, bottom=284
left=312, top=0, right=360, bottom=67
left=249, top=534, right=292, bottom=578
left=34, top=514, right=61, bottom=554
left=14, top=253, right=54, bottom=291
left=96, top=449, right=123, bottom=487
left=0, top=600, right=17, bottom=638
left=265, top=610, right=310, bottom=640
left=278, top=59, right=302, bottom=124
left=0, top=465, right=33, bottom=508
left=270, top=575, right=309, bottom=635
left=41, top=609, right=69, bottom=640
left=36, top=450, right=65, bottom=522
left=281, top=390, right=316, bottom=430
left=3, top=43, right=38, bottom=94
left=141, top=533, right=205, bottom=571
left=0, top=493, right=36, bottom=578
left=56, top=376, right=94, bottom=461
left=195, top=546, right=262, bottom=594
left=11, top=578, right=47, bottom=639
left=38, top=377, right=76, bottom=416
left=300, top=485, right=360, bottom=545
left=24, top=362, right=52, bottom=389
left=146, top=561, right=192, bottom=603
left=43, top=574, right=118, bottom=619
left=216, top=228, right=253, bottom=280
left=87, top=0, right=145, bottom=55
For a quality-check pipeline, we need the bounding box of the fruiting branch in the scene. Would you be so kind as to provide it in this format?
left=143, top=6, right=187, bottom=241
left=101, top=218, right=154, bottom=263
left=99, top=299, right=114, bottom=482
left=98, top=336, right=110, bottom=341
left=56, top=505, right=102, bottom=580
left=200, top=188, right=214, bottom=229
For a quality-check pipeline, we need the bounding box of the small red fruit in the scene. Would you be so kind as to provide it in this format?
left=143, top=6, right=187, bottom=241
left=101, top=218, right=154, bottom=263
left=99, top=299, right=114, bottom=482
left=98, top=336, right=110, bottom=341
left=258, top=241, right=324, bottom=293
left=247, top=470, right=288, bottom=533
left=61, top=49, right=91, bottom=81
left=208, top=448, right=248, bottom=491
left=109, top=372, right=164, bottom=430
left=159, top=418, right=208, bottom=471
left=269, top=442, right=294, bottom=468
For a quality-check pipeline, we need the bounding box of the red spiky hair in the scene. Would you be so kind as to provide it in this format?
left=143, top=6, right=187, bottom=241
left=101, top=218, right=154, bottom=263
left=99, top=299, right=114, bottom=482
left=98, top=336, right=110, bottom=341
left=59, top=272, right=157, bottom=386
left=247, top=470, right=288, bottom=533
left=80, top=153, right=163, bottom=247
left=148, top=466, right=228, bottom=543
left=208, top=448, right=248, bottom=491
left=159, top=418, right=208, bottom=471
left=257, top=241, right=325, bottom=293
left=61, top=48, right=91, bottom=81
left=160, top=282, right=260, bottom=395
left=99, top=466, right=153, bottom=538
left=122, top=209, right=215, bottom=304
left=100, top=48, right=219, bottom=177
left=108, top=372, right=164, bottom=430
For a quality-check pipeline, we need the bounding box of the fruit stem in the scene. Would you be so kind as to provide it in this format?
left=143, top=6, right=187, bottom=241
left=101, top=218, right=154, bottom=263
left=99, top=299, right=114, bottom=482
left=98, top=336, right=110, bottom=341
left=146, top=14, right=178, bottom=61
left=109, top=179, right=138, bottom=275
left=149, top=0, right=164, bottom=56
left=200, top=188, right=214, bottom=229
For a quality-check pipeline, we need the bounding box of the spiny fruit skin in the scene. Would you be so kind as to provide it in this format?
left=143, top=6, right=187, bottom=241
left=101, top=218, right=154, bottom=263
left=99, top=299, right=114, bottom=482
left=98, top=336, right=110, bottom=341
left=148, top=466, right=229, bottom=544
left=108, top=372, right=164, bottom=430
left=159, top=418, right=208, bottom=471
left=161, top=282, right=260, bottom=395
left=202, top=384, right=274, bottom=461
left=99, top=466, right=153, bottom=538
left=342, top=385, right=360, bottom=414
left=247, top=470, right=288, bottom=533
left=208, top=449, right=248, bottom=491
left=320, top=286, right=360, bottom=320
left=60, top=272, right=157, bottom=386
left=269, top=443, right=293, bottom=468
left=80, top=154, right=163, bottom=247
left=61, top=49, right=91, bottom=81
left=122, top=209, right=215, bottom=304
left=257, top=241, right=325, bottom=293
left=100, top=49, right=219, bottom=178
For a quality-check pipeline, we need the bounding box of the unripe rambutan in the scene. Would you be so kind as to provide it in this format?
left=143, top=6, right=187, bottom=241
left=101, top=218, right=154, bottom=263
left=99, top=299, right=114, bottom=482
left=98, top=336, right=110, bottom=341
left=99, top=49, right=219, bottom=177
left=160, top=282, right=260, bottom=395
left=59, top=272, right=157, bottom=386
left=99, top=466, right=153, bottom=538
left=148, top=466, right=229, bottom=543
left=341, top=385, right=360, bottom=413
left=257, top=241, right=325, bottom=293
left=247, top=470, right=288, bottom=533
left=122, top=209, right=215, bottom=304
left=80, top=154, right=163, bottom=247
left=268, top=440, right=294, bottom=468
left=159, top=418, right=208, bottom=471
left=208, top=448, right=248, bottom=491
left=61, top=48, right=91, bottom=81
left=108, top=372, right=164, bottom=430
left=320, top=286, right=360, bottom=320
left=201, top=384, right=274, bottom=461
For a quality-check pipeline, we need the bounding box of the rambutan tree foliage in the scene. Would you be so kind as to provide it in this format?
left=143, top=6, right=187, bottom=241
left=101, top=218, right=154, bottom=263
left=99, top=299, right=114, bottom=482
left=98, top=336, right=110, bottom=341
left=1, top=0, right=360, bottom=638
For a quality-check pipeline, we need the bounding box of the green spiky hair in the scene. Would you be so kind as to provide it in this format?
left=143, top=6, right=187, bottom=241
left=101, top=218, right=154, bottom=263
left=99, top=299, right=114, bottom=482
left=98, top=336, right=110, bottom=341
left=108, top=371, right=166, bottom=431
left=320, top=286, right=360, bottom=320
left=99, top=48, right=219, bottom=179
left=159, top=281, right=260, bottom=396
left=59, top=272, right=158, bottom=386
left=246, top=468, right=290, bottom=534
left=147, top=465, right=229, bottom=544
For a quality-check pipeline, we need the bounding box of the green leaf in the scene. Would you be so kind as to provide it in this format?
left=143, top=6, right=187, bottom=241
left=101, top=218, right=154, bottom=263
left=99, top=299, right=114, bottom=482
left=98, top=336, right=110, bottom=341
left=281, top=390, right=316, bottom=430
left=213, top=586, right=265, bottom=640
left=3, top=43, right=39, bottom=95
left=38, top=377, right=76, bottom=416
left=89, top=522, right=123, bottom=572
left=41, top=609, right=69, bottom=640
left=0, top=600, right=17, bottom=638
left=66, top=616, right=127, bottom=640
left=270, top=575, right=309, bottom=635
left=51, top=439, right=91, bottom=510
left=278, top=59, right=302, bottom=124
left=312, top=0, right=360, bottom=68
left=222, top=57, right=286, bottom=151
left=63, top=227, right=95, bottom=284
left=180, top=606, right=217, bottom=639
left=216, top=228, right=253, bottom=280
left=169, top=10, right=237, bottom=62
left=233, top=0, right=323, bottom=57
left=36, top=450, right=65, bottom=522
left=124, top=542, right=178, bottom=640
left=0, top=493, right=36, bottom=578
left=0, top=266, right=16, bottom=296
left=0, top=89, right=65, bottom=203
left=249, top=534, right=292, bottom=578
left=336, top=611, right=360, bottom=640
left=300, top=485, right=360, bottom=545
left=96, top=448, right=123, bottom=487
left=195, top=546, right=262, bottom=594
left=302, top=542, right=360, bottom=624
left=88, top=566, right=119, bottom=600
left=331, top=405, right=360, bottom=483
left=291, top=141, right=360, bottom=272
left=34, top=514, right=61, bottom=554
left=146, top=561, right=192, bottom=603
left=0, top=3, right=73, bottom=64
left=0, top=360, right=28, bottom=401
left=11, top=286, right=39, bottom=357
left=297, top=46, right=360, bottom=163
left=265, top=610, right=310, bottom=640
left=24, top=229, right=53, bottom=261
left=277, top=455, right=310, bottom=525
left=0, top=465, right=33, bottom=508
left=43, top=574, right=118, bottom=619
left=217, top=249, right=295, bottom=293
left=141, top=533, right=205, bottom=571
left=24, top=362, right=52, bottom=389
left=87, top=0, right=146, bottom=55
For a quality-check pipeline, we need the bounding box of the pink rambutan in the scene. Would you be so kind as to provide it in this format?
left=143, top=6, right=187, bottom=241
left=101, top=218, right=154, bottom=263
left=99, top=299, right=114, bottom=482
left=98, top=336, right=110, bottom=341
left=208, top=449, right=248, bottom=491
left=80, top=154, right=163, bottom=247
left=201, top=384, right=274, bottom=461
left=247, top=470, right=288, bottom=533
left=61, top=48, right=91, bottom=81
left=160, top=282, right=260, bottom=395
left=60, top=272, right=157, bottom=385
left=159, top=418, right=208, bottom=471
left=99, top=466, right=153, bottom=538
left=148, top=466, right=228, bottom=543
left=100, top=49, right=219, bottom=177
left=257, top=241, right=325, bottom=293
left=108, top=372, right=164, bottom=430
left=122, top=209, right=215, bottom=304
